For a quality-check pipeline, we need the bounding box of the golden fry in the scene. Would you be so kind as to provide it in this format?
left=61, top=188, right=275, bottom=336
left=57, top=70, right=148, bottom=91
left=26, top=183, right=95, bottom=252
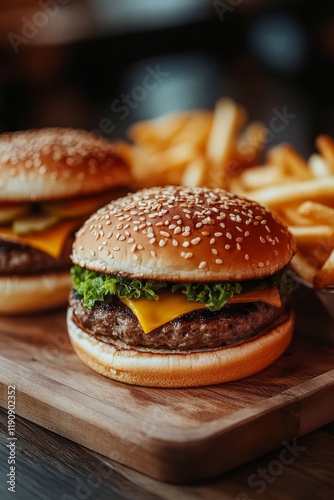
left=308, top=153, right=332, bottom=178
left=298, top=201, right=334, bottom=225
left=251, top=178, right=334, bottom=208
left=291, top=252, right=318, bottom=284
left=316, top=135, right=334, bottom=172
left=128, top=112, right=189, bottom=149
left=314, top=249, right=334, bottom=288
left=267, top=144, right=311, bottom=179
left=289, top=225, right=334, bottom=246
left=181, top=156, right=207, bottom=187
left=235, top=121, right=266, bottom=169
left=205, top=98, right=246, bottom=189
left=239, top=164, right=289, bottom=191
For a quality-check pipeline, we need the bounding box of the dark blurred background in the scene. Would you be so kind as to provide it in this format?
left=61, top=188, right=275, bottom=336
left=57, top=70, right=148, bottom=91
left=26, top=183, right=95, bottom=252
left=0, top=0, right=333, bottom=157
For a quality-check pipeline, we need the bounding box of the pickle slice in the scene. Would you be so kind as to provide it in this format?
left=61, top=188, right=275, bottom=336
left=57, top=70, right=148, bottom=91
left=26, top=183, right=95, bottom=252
left=0, top=203, right=31, bottom=224
left=12, top=215, right=59, bottom=235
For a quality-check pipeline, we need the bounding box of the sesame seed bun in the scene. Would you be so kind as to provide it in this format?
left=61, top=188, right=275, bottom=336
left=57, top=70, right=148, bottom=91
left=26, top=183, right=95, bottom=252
left=0, top=127, right=133, bottom=315
left=72, top=185, right=295, bottom=282
left=0, top=272, right=72, bottom=314
left=67, top=308, right=294, bottom=387
left=0, top=128, right=132, bottom=201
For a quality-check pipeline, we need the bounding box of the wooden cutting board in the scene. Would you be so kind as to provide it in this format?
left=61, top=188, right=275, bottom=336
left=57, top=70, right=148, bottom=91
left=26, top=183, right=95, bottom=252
left=0, top=289, right=334, bottom=483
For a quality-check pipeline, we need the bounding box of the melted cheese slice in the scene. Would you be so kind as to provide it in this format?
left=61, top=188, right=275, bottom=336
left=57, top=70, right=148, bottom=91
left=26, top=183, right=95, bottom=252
left=0, top=220, right=80, bottom=258
left=121, top=288, right=281, bottom=334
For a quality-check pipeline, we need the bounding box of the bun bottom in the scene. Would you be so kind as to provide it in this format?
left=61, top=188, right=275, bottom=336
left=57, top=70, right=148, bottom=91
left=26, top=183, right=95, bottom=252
left=67, top=308, right=294, bottom=387
left=0, top=272, right=72, bottom=314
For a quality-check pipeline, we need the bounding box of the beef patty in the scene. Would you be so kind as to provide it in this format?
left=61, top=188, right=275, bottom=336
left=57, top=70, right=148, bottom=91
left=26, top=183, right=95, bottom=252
left=69, top=290, right=289, bottom=351
left=0, top=238, right=73, bottom=275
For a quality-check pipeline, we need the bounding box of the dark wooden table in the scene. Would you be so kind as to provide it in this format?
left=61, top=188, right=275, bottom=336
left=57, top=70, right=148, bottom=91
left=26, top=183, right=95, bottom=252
left=1, top=407, right=333, bottom=500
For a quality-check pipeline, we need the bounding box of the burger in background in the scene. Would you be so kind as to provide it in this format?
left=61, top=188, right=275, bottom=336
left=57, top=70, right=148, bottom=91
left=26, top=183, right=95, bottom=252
left=67, top=185, right=296, bottom=387
left=0, top=128, right=132, bottom=314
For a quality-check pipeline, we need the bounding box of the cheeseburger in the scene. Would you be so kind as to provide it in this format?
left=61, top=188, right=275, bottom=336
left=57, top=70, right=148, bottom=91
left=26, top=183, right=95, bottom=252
left=0, top=128, right=132, bottom=314
left=68, top=185, right=296, bottom=387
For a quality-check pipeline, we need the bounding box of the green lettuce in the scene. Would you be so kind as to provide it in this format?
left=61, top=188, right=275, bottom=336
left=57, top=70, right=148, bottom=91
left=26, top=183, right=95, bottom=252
left=71, top=265, right=293, bottom=311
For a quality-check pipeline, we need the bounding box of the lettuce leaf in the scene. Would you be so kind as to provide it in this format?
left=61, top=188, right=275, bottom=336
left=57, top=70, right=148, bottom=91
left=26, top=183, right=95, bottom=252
left=71, top=265, right=293, bottom=311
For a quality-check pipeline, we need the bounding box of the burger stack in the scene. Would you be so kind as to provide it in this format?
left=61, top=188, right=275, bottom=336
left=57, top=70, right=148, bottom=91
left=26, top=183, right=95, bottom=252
left=0, top=128, right=132, bottom=313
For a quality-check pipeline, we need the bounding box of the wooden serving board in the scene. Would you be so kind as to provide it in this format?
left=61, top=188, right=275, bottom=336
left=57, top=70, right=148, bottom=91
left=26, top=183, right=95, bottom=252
left=1, top=291, right=334, bottom=483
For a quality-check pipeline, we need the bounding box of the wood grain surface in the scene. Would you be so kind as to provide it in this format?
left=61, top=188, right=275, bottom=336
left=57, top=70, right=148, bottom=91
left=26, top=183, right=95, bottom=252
left=1, top=408, right=334, bottom=500
left=0, top=290, right=334, bottom=483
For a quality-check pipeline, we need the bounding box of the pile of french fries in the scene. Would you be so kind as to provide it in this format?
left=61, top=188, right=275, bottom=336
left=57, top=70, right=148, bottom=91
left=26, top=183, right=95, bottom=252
left=124, top=97, right=334, bottom=289
left=126, top=98, right=266, bottom=190
left=233, top=138, right=334, bottom=289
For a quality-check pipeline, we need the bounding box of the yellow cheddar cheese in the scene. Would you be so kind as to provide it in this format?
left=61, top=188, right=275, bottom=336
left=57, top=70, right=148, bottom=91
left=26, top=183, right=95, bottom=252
left=121, top=288, right=281, bottom=333
left=0, top=220, right=80, bottom=258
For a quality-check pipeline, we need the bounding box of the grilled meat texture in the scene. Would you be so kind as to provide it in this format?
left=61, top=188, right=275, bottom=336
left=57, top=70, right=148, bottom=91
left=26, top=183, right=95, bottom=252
left=0, top=238, right=73, bottom=275
left=70, top=290, right=288, bottom=351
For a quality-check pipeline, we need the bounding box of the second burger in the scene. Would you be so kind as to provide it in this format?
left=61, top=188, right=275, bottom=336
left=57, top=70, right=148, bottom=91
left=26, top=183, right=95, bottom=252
left=0, top=128, right=132, bottom=314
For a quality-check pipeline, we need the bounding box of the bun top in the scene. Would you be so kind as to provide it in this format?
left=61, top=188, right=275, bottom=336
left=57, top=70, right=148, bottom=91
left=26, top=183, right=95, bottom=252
left=72, top=186, right=296, bottom=282
left=0, top=128, right=132, bottom=201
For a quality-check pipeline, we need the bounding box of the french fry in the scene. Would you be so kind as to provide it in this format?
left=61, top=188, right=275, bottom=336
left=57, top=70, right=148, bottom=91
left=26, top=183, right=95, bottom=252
left=266, top=144, right=311, bottom=179
left=251, top=177, right=334, bottom=208
left=126, top=106, right=334, bottom=289
left=308, top=153, right=332, bottom=178
left=314, top=249, right=334, bottom=288
left=128, top=112, right=189, bottom=149
left=169, top=111, right=213, bottom=151
left=298, top=201, right=334, bottom=225
left=181, top=156, right=207, bottom=187
left=316, top=135, right=334, bottom=172
left=205, top=98, right=246, bottom=189
left=238, top=164, right=289, bottom=191
left=235, top=121, right=266, bottom=169
left=291, top=252, right=318, bottom=284
left=289, top=225, right=334, bottom=246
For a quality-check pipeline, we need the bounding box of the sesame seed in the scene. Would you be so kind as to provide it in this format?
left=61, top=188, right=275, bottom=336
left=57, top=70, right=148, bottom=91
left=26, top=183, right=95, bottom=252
left=182, top=241, right=190, bottom=247
left=90, top=250, right=96, bottom=256
left=128, top=238, right=134, bottom=244
left=131, top=244, right=137, bottom=252
left=225, top=244, right=231, bottom=250
left=159, top=239, right=166, bottom=247
left=212, top=248, right=218, bottom=255
left=174, top=227, right=181, bottom=234
left=160, top=231, right=170, bottom=238
left=210, top=238, right=215, bottom=244
left=113, top=246, right=120, bottom=251
left=149, top=238, right=156, bottom=244
left=172, top=239, right=178, bottom=246
left=191, top=237, right=201, bottom=245
left=226, top=232, right=232, bottom=239
left=260, top=237, right=266, bottom=243
left=258, top=262, right=264, bottom=268
left=236, top=243, right=242, bottom=251
left=215, top=259, right=223, bottom=264
left=133, top=254, right=139, bottom=261
left=199, top=261, right=207, bottom=269
left=150, top=250, right=156, bottom=257
left=184, top=252, right=193, bottom=259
